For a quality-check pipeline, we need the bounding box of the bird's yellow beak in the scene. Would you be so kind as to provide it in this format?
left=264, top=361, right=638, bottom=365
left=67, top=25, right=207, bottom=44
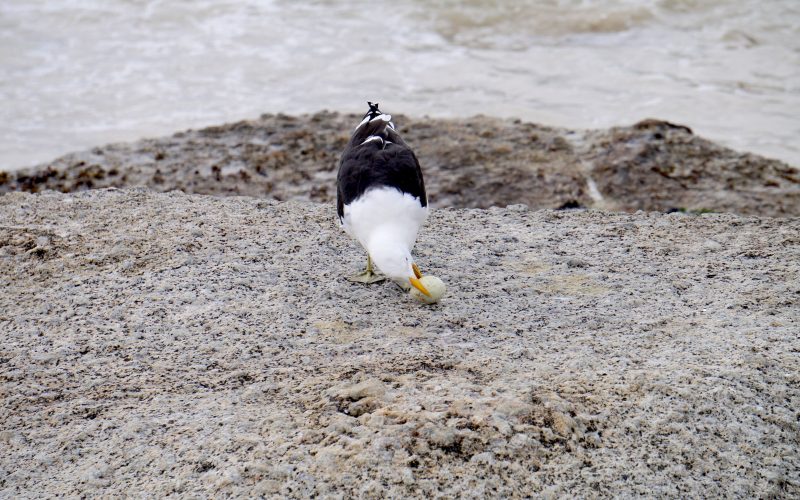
left=412, top=263, right=423, bottom=279
left=409, top=277, right=431, bottom=297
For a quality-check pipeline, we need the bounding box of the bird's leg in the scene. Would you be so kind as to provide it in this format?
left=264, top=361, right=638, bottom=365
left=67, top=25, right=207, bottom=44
left=347, top=254, right=386, bottom=284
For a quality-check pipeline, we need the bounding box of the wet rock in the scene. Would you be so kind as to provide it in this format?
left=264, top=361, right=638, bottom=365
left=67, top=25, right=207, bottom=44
left=2, top=112, right=796, bottom=216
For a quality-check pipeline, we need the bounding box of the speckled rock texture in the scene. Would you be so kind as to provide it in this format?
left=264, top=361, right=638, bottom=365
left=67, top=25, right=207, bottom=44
left=1, top=189, right=798, bottom=498
left=2, top=113, right=798, bottom=217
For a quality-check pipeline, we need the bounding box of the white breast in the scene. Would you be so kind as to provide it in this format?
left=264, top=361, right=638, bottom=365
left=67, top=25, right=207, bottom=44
left=342, top=186, right=428, bottom=253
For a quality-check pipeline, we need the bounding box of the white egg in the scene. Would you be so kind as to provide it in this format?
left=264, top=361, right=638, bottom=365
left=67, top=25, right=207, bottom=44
left=409, top=275, right=446, bottom=304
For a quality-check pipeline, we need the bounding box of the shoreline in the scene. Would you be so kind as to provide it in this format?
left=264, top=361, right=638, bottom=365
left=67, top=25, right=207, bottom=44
left=2, top=112, right=798, bottom=217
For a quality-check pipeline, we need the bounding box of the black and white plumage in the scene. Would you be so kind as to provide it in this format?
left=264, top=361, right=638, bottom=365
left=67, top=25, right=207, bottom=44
left=336, top=102, right=430, bottom=295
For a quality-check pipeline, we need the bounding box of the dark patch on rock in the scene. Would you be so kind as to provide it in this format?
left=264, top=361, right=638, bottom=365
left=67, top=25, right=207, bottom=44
left=556, top=200, right=584, bottom=210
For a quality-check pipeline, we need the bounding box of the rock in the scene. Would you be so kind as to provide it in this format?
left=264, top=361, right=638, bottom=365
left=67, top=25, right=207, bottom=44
left=0, top=430, right=25, bottom=446
left=470, top=452, right=496, bottom=465
left=2, top=113, right=797, bottom=217
left=0, top=189, right=798, bottom=498
left=566, top=258, right=589, bottom=268
left=335, top=378, right=386, bottom=401
left=426, top=426, right=457, bottom=449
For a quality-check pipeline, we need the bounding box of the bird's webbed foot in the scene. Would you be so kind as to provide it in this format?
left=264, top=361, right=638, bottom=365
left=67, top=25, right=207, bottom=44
left=346, top=255, right=386, bottom=284
left=347, top=269, right=386, bottom=284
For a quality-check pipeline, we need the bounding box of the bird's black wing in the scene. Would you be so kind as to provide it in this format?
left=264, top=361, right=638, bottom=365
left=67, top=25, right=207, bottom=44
left=337, top=139, right=426, bottom=220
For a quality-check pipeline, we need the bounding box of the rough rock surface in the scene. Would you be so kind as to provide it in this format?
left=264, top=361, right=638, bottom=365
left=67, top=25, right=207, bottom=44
left=2, top=112, right=798, bottom=216
left=1, top=189, right=798, bottom=498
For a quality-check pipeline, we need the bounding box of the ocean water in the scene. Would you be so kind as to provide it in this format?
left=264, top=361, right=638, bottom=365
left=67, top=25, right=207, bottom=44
left=1, top=0, right=798, bottom=170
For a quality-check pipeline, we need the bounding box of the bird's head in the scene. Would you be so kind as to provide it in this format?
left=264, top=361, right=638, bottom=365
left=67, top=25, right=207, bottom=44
left=365, top=101, right=382, bottom=119
left=369, top=243, right=431, bottom=297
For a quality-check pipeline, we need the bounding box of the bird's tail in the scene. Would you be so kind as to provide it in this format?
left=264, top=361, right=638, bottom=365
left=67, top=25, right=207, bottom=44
left=351, top=101, right=402, bottom=146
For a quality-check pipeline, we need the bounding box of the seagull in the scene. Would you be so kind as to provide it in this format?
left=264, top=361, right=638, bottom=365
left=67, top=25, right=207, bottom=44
left=336, top=102, right=431, bottom=298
